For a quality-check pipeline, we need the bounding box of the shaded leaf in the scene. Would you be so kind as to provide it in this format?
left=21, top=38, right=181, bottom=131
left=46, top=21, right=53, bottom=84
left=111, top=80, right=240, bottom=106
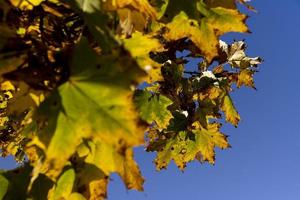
left=75, top=163, right=108, bottom=200
left=0, top=165, right=32, bottom=200
left=73, top=0, right=118, bottom=51
left=134, top=90, right=172, bottom=128
left=0, top=174, right=8, bottom=200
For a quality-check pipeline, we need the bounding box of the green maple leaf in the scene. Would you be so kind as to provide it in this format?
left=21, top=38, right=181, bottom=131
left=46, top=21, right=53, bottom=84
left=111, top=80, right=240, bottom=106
left=134, top=90, right=173, bottom=129
left=49, top=168, right=76, bottom=200
left=32, top=38, right=146, bottom=183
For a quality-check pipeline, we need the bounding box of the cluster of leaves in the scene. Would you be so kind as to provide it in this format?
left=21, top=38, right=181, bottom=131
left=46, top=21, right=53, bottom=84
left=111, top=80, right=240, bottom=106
left=0, top=0, right=262, bottom=199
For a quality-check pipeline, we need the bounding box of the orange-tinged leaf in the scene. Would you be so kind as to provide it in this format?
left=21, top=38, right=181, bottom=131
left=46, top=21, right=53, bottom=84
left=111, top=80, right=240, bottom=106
left=237, top=69, right=255, bottom=88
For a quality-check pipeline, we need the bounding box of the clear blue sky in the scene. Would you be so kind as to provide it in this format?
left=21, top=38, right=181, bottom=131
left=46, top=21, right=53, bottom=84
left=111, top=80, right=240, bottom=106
left=1, top=1, right=300, bottom=200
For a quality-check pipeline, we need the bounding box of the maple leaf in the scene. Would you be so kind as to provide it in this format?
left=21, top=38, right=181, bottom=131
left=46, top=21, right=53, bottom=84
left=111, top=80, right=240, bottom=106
left=103, top=0, right=157, bottom=35
left=77, top=140, right=144, bottom=191
left=163, top=2, right=248, bottom=62
left=117, top=8, right=148, bottom=35
left=219, top=40, right=262, bottom=69
left=48, top=168, right=76, bottom=200
left=122, top=32, right=165, bottom=81
left=152, top=122, right=229, bottom=170
left=237, top=69, right=256, bottom=88
left=221, top=95, right=240, bottom=126
left=32, top=38, right=146, bottom=181
left=195, top=99, right=221, bottom=128
left=75, top=163, right=108, bottom=200
left=134, top=90, right=173, bottom=129
left=0, top=0, right=262, bottom=198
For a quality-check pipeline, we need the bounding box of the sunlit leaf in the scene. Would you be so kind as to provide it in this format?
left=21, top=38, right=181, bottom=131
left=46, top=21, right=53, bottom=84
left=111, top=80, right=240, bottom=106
left=35, top=38, right=146, bottom=182
left=237, top=69, right=255, bottom=88
left=0, top=0, right=261, bottom=198
left=122, top=31, right=165, bottom=81
left=221, top=95, right=240, bottom=126
left=68, top=193, right=86, bottom=200
left=152, top=122, right=229, bottom=170
left=164, top=3, right=248, bottom=61
left=83, top=141, right=144, bottom=190
left=103, top=0, right=157, bottom=19
left=49, top=168, right=75, bottom=200
left=219, top=40, right=262, bottom=69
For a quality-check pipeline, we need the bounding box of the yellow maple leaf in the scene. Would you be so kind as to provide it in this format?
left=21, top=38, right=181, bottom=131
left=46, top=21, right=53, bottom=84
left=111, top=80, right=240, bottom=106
left=164, top=3, right=248, bottom=62
left=237, top=69, right=255, bottom=88
left=221, top=95, right=240, bottom=126
left=122, top=31, right=165, bottom=82
left=82, top=141, right=144, bottom=191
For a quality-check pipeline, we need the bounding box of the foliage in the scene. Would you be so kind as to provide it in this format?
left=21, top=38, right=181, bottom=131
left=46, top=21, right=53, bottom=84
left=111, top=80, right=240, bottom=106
left=0, top=0, right=262, bottom=199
